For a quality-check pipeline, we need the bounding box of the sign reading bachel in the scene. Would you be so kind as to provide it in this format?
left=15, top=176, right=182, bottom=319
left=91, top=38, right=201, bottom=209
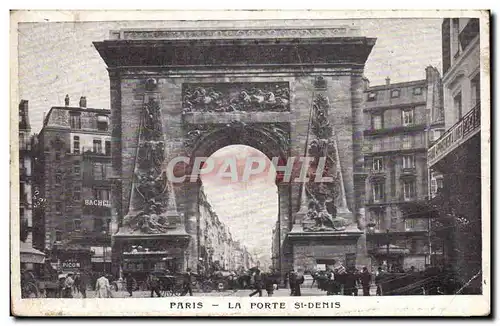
left=84, top=199, right=111, bottom=207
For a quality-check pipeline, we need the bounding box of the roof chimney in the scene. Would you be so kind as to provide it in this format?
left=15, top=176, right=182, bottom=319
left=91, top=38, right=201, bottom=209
left=385, top=77, right=391, bottom=86
left=65, top=94, right=70, bottom=107
left=79, top=96, right=87, bottom=108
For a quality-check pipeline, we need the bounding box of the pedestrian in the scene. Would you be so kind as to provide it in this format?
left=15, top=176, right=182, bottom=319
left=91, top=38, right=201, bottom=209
left=95, top=273, right=111, bottom=298
left=284, top=272, right=289, bottom=289
left=264, top=273, right=274, bottom=297
left=360, top=267, right=372, bottom=296
left=249, top=269, right=263, bottom=297
left=182, top=268, right=194, bottom=296
left=293, top=269, right=304, bottom=296
left=148, top=272, right=162, bottom=297
left=63, top=273, right=75, bottom=298
left=343, top=268, right=358, bottom=296
left=125, top=273, right=135, bottom=297
left=375, top=267, right=384, bottom=296
left=288, top=269, right=296, bottom=296
left=73, top=273, right=81, bottom=296
left=79, top=271, right=88, bottom=299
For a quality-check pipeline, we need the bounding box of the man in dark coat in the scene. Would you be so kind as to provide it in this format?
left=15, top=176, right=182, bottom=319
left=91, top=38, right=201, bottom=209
left=182, top=268, right=194, bottom=296
left=288, top=270, right=296, bottom=296
left=249, top=269, right=263, bottom=297
left=292, top=270, right=304, bottom=296
left=343, top=268, right=358, bottom=296
left=125, top=273, right=135, bottom=297
left=149, top=273, right=162, bottom=297
left=360, top=267, right=372, bottom=296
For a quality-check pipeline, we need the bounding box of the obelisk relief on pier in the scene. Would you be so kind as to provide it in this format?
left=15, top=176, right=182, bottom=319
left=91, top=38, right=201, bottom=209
left=294, top=77, right=357, bottom=233
left=119, top=94, right=182, bottom=235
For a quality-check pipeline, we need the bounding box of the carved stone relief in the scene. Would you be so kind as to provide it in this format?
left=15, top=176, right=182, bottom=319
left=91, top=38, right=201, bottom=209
left=182, top=82, right=290, bottom=113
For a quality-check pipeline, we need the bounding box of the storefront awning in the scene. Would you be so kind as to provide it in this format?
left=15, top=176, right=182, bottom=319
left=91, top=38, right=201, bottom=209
left=20, top=242, right=45, bottom=264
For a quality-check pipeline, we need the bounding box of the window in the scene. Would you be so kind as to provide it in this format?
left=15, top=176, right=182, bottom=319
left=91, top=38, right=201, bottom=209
left=402, top=136, right=412, bottom=149
left=73, top=185, right=81, bottom=201
left=93, top=139, right=102, bottom=153
left=65, top=221, right=73, bottom=232
left=73, top=136, right=80, bottom=154
left=70, top=113, right=81, bottom=129
left=55, top=151, right=61, bottom=161
left=413, top=87, right=422, bottom=95
left=55, top=173, right=62, bottom=184
left=454, top=92, right=462, bottom=119
left=94, top=188, right=110, bottom=201
left=55, top=202, right=62, bottom=214
left=92, top=162, right=109, bottom=180
left=97, top=116, right=109, bottom=131
left=402, top=155, right=415, bottom=169
left=372, top=182, right=385, bottom=203
left=402, top=109, right=414, bottom=126
left=372, top=157, right=384, bottom=172
left=371, top=114, right=383, bottom=130
left=391, top=89, right=400, bottom=98
left=372, top=209, right=384, bottom=230
left=73, top=161, right=81, bottom=175
left=405, top=218, right=417, bottom=231
left=55, top=230, right=62, bottom=242
left=74, top=219, right=82, bottom=231
left=403, top=180, right=416, bottom=201
left=93, top=218, right=104, bottom=232
left=430, top=129, right=444, bottom=142
left=105, top=141, right=111, bottom=156
left=471, top=75, right=480, bottom=106
left=367, top=92, right=377, bottom=101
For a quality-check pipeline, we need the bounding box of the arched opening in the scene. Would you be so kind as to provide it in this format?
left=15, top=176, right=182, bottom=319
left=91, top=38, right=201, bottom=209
left=198, top=144, right=278, bottom=273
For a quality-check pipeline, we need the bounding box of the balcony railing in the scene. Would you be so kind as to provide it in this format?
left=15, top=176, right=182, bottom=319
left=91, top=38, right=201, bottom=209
left=428, top=103, right=480, bottom=167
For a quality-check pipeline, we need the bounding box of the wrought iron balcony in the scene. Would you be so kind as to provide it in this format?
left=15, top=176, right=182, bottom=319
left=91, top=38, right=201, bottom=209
left=428, top=103, right=480, bottom=167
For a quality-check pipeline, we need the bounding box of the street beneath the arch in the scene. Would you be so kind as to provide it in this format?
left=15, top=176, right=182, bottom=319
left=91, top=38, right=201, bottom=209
left=71, top=287, right=378, bottom=298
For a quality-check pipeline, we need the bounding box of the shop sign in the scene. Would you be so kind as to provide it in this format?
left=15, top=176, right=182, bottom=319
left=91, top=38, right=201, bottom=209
left=61, top=260, right=81, bottom=269
left=84, top=199, right=111, bottom=207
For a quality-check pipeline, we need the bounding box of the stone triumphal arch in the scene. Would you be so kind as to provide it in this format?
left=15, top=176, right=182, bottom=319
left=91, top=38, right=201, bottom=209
left=94, top=24, right=376, bottom=279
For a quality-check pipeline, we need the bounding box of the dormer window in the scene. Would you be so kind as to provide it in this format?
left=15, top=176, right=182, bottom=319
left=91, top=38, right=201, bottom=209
left=367, top=92, right=377, bottom=101
left=97, top=115, right=109, bottom=131
left=391, top=89, right=401, bottom=98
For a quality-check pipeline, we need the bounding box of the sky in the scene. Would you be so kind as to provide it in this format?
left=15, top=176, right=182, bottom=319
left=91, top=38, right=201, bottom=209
left=16, top=18, right=443, bottom=267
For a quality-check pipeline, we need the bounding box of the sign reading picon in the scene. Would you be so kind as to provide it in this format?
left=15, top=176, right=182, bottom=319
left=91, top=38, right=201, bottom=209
left=84, top=199, right=111, bottom=207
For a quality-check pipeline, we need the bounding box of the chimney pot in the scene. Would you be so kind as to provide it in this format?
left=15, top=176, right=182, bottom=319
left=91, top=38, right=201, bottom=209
left=385, top=77, right=391, bottom=86
left=79, top=96, right=87, bottom=108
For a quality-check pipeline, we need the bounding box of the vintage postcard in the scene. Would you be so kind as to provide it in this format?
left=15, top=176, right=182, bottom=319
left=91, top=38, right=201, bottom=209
left=10, top=10, right=491, bottom=316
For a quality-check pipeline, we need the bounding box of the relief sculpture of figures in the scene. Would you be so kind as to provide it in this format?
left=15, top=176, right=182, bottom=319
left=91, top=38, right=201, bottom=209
left=303, top=92, right=351, bottom=232
left=182, top=83, right=290, bottom=113
left=126, top=98, right=176, bottom=233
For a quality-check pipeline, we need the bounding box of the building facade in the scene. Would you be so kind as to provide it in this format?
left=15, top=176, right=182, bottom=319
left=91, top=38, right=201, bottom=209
left=363, top=67, right=444, bottom=272
left=32, top=96, right=112, bottom=274
left=427, top=18, right=481, bottom=293
left=198, top=189, right=253, bottom=273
